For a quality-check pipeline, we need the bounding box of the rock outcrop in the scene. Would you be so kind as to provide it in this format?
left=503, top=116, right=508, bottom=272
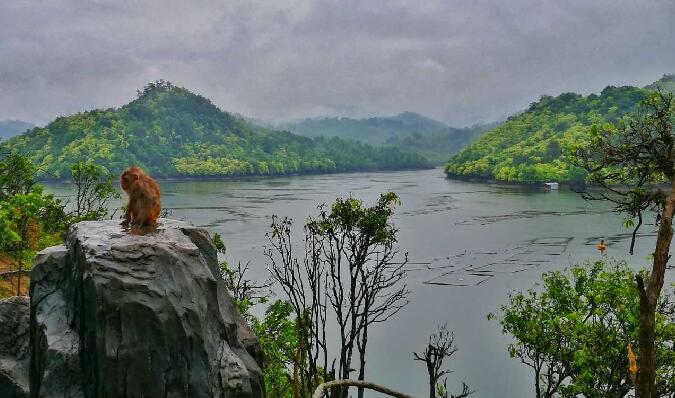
left=29, top=219, right=264, bottom=398
left=0, top=296, right=29, bottom=398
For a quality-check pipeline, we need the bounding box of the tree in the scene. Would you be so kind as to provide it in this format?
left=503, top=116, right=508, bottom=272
left=252, top=300, right=298, bottom=398
left=570, top=91, right=675, bottom=397
left=0, top=188, right=67, bottom=295
left=490, top=260, right=675, bottom=398
left=265, top=192, right=410, bottom=398
left=414, top=324, right=472, bottom=398
left=70, top=161, right=120, bottom=223
left=0, top=152, right=36, bottom=199
left=0, top=154, right=67, bottom=296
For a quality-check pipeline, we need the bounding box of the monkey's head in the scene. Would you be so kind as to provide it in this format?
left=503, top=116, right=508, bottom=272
left=120, top=166, right=142, bottom=192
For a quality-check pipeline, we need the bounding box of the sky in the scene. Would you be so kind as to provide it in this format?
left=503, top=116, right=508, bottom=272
left=1, top=0, right=674, bottom=127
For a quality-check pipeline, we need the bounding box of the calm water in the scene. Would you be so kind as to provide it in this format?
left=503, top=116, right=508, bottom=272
left=46, top=168, right=664, bottom=397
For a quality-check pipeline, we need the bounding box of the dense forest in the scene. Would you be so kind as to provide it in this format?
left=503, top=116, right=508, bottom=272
left=445, top=75, right=675, bottom=183
left=281, top=112, right=493, bottom=165
left=0, top=81, right=431, bottom=179
left=0, top=120, right=34, bottom=139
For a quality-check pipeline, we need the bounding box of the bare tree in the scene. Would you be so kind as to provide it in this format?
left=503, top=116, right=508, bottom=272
left=212, top=233, right=272, bottom=308
left=414, top=324, right=472, bottom=398
left=265, top=192, right=410, bottom=398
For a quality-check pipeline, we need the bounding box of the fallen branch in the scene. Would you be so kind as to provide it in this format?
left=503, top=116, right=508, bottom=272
left=312, top=379, right=415, bottom=398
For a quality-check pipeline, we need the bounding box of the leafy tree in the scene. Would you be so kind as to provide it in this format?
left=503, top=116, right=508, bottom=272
left=0, top=154, right=67, bottom=295
left=251, top=300, right=298, bottom=398
left=570, top=91, right=675, bottom=397
left=490, top=260, right=675, bottom=398
left=0, top=153, right=36, bottom=199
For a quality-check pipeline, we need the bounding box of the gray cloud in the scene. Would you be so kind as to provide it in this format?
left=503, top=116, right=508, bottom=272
left=1, top=0, right=674, bottom=126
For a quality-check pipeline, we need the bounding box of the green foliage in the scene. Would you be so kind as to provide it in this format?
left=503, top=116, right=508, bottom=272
left=1, top=81, right=430, bottom=179
left=0, top=154, right=69, bottom=296
left=251, top=300, right=299, bottom=398
left=0, top=153, right=37, bottom=199
left=446, top=85, right=650, bottom=182
left=0, top=154, right=68, bottom=256
left=490, top=260, right=675, bottom=398
left=70, top=161, right=120, bottom=223
left=306, top=191, right=401, bottom=245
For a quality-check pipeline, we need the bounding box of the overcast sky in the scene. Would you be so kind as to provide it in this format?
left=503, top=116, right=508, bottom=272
left=1, top=0, right=674, bottom=127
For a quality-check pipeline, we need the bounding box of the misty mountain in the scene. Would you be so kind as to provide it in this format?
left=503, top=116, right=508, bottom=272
left=0, top=120, right=34, bottom=140
left=279, top=112, right=449, bottom=146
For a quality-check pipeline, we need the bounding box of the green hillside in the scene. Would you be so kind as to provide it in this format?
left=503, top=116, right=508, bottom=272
left=0, top=120, right=34, bottom=140
left=1, top=81, right=430, bottom=179
left=445, top=85, right=652, bottom=183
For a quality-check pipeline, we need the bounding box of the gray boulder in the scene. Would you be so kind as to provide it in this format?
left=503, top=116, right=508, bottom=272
left=0, top=296, right=29, bottom=398
left=29, top=219, right=264, bottom=398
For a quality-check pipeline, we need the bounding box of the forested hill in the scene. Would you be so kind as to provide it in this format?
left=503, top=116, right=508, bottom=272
left=0, top=120, right=34, bottom=139
left=445, top=85, right=652, bottom=183
left=279, top=112, right=448, bottom=146
left=0, top=81, right=430, bottom=179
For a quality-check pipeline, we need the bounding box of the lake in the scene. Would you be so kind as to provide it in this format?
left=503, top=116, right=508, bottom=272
left=46, top=168, right=665, bottom=397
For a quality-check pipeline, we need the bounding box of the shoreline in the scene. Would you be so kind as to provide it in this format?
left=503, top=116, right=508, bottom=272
left=38, top=165, right=436, bottom=184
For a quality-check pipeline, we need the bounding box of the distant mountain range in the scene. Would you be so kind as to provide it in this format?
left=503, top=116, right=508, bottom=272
left=445, top=74, right=675, bottom=183
left=0, top=120, right=34, bottom=140
left=279, top=112, right=448, bottom=145
left=1, top=81, right=430, bottom=179
left=280, top=112, right=494, bottom=165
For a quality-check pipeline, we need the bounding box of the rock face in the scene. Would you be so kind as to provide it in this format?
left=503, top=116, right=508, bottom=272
left=29, top=219, right=264, bottom=398
left=0, top=296, right=30, bottom=398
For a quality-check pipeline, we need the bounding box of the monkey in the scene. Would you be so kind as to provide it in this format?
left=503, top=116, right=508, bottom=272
left=120, top=166, right=161, bottom=227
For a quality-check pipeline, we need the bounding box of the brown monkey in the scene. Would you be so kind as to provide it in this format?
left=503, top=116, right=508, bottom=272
left=120, top=166, right=161, bottom=227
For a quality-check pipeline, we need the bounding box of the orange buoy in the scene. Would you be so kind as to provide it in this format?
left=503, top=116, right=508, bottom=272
left=596, top=239, right=607, bottom=254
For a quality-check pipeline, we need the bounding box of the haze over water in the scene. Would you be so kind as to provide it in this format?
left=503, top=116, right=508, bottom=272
left=47, top=168, right=667, bottom=396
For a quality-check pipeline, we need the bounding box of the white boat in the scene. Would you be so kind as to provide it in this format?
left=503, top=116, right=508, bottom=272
left=544, top=182, right=559, bottom=191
